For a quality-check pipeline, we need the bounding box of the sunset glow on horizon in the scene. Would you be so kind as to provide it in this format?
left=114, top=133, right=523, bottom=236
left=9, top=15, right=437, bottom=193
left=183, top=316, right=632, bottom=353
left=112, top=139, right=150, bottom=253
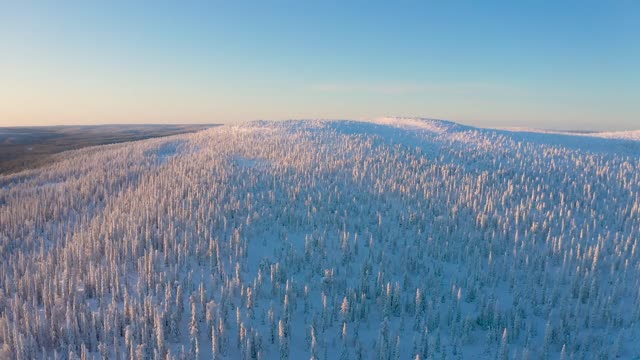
left=1, top=1, right=638, bottom=130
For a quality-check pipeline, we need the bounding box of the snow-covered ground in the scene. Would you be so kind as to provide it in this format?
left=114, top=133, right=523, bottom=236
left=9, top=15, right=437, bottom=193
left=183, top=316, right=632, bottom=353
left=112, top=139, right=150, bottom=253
left=590, top=130, right=640, bottom=141
left=497, top=126, right=640, bottom=142
left=0, top=118, right=639, bottom=359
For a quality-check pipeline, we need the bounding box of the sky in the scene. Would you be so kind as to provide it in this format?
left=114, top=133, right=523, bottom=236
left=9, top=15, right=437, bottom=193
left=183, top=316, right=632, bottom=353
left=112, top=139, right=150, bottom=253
left=1, top=1, right=638, bottom=130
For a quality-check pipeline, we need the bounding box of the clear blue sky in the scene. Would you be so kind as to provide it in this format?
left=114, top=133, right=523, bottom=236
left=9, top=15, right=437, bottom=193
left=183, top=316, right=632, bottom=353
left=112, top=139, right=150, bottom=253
left=1, top=1, right=638, bottom=130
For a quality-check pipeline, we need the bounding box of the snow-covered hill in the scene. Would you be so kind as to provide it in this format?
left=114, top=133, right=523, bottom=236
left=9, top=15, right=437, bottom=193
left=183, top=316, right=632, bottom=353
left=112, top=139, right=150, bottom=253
left=498, top=126, right=640, bottom=142
left=590, top=130, right=640, bottom=141
left=1, top=118, right=639, bottom=359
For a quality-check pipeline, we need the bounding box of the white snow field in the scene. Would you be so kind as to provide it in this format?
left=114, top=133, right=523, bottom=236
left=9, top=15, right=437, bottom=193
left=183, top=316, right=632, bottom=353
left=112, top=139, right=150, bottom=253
left=497, top=126, right=640, bottom=142
left=1, top=118, right=640, bottom=359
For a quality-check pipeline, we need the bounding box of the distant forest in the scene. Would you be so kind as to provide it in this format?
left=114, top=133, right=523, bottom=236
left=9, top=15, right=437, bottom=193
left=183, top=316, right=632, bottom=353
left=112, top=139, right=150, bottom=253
left=0, top=124, right=215, bottom=174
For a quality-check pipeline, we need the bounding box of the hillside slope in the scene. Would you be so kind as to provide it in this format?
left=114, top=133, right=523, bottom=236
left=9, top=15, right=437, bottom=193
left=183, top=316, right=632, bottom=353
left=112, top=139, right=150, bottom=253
left=0, top=118, right=639, bottom=359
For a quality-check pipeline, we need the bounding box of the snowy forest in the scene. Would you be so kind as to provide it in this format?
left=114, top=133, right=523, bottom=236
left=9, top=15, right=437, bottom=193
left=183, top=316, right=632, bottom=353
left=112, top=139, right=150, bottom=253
left=0, top=118, right=639, bottom=359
